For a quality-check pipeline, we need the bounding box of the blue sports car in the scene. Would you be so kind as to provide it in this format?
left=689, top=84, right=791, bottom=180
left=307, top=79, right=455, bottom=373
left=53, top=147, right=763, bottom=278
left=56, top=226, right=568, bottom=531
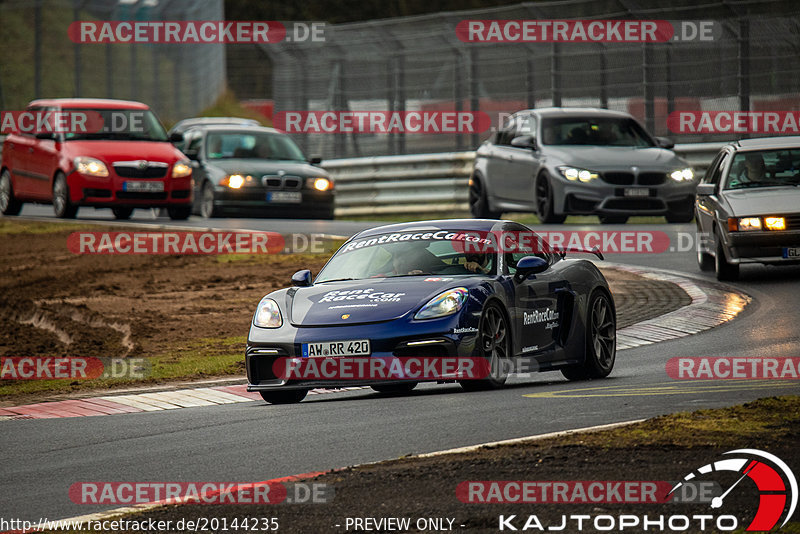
left=245, top=219, right=616, bottom=404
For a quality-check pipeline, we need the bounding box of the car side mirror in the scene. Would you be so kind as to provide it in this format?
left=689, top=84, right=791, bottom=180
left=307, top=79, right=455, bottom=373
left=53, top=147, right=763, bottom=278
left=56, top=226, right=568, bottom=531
left=308, top=156, right=322, bottom=165
left=655, top=136, right=675, bottom=149
left=168, top=132, right=184, bottom=144
left=514, top=256, right=549, bottom=281
left=696, top=183, right=716, bottom=196
left=291, top=269, right=312, bottom=287
left=184, top=150, right=199, bottom=161
left=510, top=135, right=537, bottom=150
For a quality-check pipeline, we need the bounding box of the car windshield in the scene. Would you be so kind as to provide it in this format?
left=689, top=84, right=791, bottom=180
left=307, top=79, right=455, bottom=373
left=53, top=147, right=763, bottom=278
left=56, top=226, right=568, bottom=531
left=540, top=117, right=654, bottom=147
left=315, top=233, right=497, bottom=282
left=205, top=132, right=306, bottom=161
left=63, top=108, right=168, bottom=141
left=725, top=149, right=800, bottom=190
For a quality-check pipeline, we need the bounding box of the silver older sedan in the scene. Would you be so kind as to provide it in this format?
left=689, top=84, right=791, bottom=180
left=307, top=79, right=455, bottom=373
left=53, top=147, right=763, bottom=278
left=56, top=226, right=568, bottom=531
left=695, top=136, right=800, bottom=280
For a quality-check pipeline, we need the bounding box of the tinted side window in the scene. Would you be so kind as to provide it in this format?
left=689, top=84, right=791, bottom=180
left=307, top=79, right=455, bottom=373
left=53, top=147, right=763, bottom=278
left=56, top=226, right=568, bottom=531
left=708, top=152, right=730, bottom=185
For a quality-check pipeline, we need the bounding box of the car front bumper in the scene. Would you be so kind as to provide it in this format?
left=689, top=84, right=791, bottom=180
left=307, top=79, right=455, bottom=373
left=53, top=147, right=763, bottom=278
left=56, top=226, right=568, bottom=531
left=724, top=230, right=800, bottom=265
left=212, top=187, right=334, bottom=218
left=68, top=171, right=192, bottom=207
left=245, top=314, right=478, bottom=391
left=552, top=177, right=697, bottom=216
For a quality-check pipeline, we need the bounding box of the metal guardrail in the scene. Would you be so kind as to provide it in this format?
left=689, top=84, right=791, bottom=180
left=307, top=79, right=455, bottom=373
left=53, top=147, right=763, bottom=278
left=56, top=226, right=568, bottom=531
left=326, top=142, right=729, bottom=217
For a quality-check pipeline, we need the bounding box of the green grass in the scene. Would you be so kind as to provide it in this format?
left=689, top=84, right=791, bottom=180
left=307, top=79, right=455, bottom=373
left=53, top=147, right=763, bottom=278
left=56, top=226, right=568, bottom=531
left=553, top=395, right=800, bottom=450
left=0, top=220, right=93, bottom=235
left=0, top=336, right=247, bottom=400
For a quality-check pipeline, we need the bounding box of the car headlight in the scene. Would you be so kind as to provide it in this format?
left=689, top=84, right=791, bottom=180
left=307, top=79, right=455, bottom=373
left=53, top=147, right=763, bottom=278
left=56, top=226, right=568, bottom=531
left=764, top=217, right=786, bottom=231
left=670, top=168, right=694, bottom=182
left=253, top=297, right=283, bottom=328
left=219, top=174, right=251, bottom=189
left=728, top=217, right=762, bottom=232
left=414, top=288, right=469, bottom=320
left=306, top=177, right=333, bottom=191
left=558, top=166, right=598, bottom=183
left=74, top=157, right=109, bottom=177
left=171, top=160, right=192, bottom=178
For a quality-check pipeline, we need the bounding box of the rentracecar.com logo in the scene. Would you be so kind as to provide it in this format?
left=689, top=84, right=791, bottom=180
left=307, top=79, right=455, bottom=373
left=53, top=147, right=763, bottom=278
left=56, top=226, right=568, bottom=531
left=669, top=449, right=797, bottom=531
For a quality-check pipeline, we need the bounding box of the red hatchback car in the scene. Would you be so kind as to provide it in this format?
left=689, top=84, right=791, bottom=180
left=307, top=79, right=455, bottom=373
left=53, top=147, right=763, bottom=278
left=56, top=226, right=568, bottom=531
left=1, top=98, right=192, bottom=219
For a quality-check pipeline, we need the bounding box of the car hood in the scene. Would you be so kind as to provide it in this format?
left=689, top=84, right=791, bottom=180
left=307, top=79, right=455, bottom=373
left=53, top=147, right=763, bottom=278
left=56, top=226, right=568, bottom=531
left=722, top=187, right=800, bottom=216
left=544, top=146, right=687, bottom=171
left=63, top=140, right=183, bottom=163
left=207, top=159, right=328, bottom=178
left=286, top=278, right=463, bottom=327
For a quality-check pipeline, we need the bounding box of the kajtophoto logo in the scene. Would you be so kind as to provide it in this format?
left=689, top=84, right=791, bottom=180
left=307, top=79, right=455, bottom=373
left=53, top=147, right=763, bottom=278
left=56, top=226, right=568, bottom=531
left=669, top=449, right=797, bottom=531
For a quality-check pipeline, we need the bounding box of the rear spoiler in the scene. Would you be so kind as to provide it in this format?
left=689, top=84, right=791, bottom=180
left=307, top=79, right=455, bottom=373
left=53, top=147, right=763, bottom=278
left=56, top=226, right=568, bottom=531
left=555, top=245, right=604, bottom=261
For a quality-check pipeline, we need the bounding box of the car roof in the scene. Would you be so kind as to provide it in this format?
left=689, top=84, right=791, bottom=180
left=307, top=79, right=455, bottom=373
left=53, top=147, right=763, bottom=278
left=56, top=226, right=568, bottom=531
left=185, top=124, right=282, bottom=135
left=520, top=107, right=634, bottom=120
left=27, top=98, right=150, bottom=110
left=352, top=219, right=526, bottom=239
left=171, top=117, right=260, bottom=132
left=732, top=136, right=800, bottom=151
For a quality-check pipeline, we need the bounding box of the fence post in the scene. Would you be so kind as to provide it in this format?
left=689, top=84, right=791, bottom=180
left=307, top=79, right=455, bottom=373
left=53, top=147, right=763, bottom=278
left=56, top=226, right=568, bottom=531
left=34, top=0, right=42, bottom=98
left=599, top=44, right=608, bottom=109
left=73, top=0, right=82, bottom=97
left=469, top=48, right=480, bottom=149
left=551, top=43, right=561, bottom=107
left=738, top=18, right=750, bottom=114
left=643, top=43, right=655, bottom=133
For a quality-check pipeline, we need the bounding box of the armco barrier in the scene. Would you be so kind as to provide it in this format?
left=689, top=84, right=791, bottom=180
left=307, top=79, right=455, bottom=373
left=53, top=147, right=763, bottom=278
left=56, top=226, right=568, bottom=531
left=325, top=142, right=727, bottom=217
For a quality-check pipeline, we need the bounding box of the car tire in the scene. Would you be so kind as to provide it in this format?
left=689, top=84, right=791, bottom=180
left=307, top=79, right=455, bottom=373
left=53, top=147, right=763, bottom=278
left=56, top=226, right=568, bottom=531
left=714, top=232, right=739, bottom=281
left=598, top=215, right=628, bottom=224
left=460, top=302, right=511, bottom=391
left=259, top=389, right=308, bottom=404
left=469, top=175, right=501, bottom=219
left=200, top=182, right=220, bottom=218
left=371, top=382, right=418, bottom=395
left=561, top=289, right=616, bottom=381
left=53, top=173, right=78, bottom=219
left=665, top=205, right=695, bottom=223
left=696, top=226, right=714, bottom=271
left=535, top=172, right=566, bottom=224
left=0, top=169, right=23, bottom=216
left=112, top=207, right=134, bottom=220
left=167, top=205, right=191, bottom=220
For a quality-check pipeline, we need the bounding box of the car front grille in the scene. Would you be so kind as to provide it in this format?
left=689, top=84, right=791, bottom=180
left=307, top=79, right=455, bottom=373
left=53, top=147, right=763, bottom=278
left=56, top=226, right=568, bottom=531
left=784, top=214, right=800, bottom=230
left=602, top=172, right=635, bottom=185
left=116, top=191, right=168, bottom=200
left=262, top=175, right=303, bottom=190
left=114, top=163, right=168, bottom=179
left=637, top=172, right=667, bottom=185
left=604, top=197, right=664, bottom=210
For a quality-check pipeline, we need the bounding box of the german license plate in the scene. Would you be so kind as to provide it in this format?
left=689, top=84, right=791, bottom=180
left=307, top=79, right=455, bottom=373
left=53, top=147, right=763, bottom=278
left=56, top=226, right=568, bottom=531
left=302, top=340, right=371, bottom=358
left=267, top=191, right=302, bottom=203
left=123, top=181, right=164, bottom=192
left=783, top=247, right=800, bottom=258
left=624, top=188, right=650, bottom=197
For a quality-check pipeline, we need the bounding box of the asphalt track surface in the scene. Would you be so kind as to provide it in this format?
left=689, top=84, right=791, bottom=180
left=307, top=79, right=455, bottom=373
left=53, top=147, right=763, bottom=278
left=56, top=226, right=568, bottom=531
left=2, top=206, right=799, bottom=522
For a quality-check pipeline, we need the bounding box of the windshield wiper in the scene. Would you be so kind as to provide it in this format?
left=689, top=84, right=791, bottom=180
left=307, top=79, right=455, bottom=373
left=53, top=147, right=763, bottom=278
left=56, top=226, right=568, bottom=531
left=386, top=272, right=432, bottom=278
left=315, top=277, right=356, bottom=283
